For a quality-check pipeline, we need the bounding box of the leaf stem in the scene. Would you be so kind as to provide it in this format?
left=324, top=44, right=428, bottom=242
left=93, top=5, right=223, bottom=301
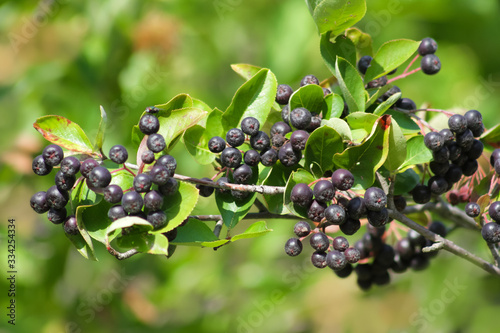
left=387, top=67, right=422, bottom=84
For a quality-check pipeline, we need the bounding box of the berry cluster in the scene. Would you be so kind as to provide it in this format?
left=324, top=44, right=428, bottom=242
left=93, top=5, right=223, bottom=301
left=285, top=221, right=361, bottom=277
left=413, top=110, right=484, bottom=204
left=30, top=107, right=179, bottom=236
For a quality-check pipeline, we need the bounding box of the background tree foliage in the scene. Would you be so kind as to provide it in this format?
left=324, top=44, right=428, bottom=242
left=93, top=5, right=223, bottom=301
left=1, top=0, right=500, bottom=332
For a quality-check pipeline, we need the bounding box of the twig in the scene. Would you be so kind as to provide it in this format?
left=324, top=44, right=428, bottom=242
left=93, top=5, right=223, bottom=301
left=213, top=219, right=224, bottom=238
left=107, top=247, right=139, bottom=260
left=389, top=208, right=500, bottom=277
left=422, top=241, right=444, bottom=253
left=403, top=200, right=478, bottom=231
left=387, top=67, right=422, bottom=84
left=487, top=243, right=500, bottom=267
left=174, top=174, right=286, bottom=195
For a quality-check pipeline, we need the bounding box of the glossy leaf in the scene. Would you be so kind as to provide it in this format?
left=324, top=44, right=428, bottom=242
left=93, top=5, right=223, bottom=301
left=171, top=219, right=229, bottom=248
left=345, top=112, right=379, bottom=142
left=105, top=216, right=153, bottom=246
left=346, top=27, right=373, bottom=58
left=222, top=68, right=277, bottom=132
left=365, top=85, right=390, bottom=109
left=335, top=56, right=365, bottom=113
left=262, top=163, right=298, bottom=214
left=480, top=123, right=500, bottom=150
left=384, top=117, right=407, bottom=172
left=373, top=92, right=402, bottom=116
left=364, top=39, right=419, bottom=83
left=304, top=125, right=343, bottom=178
left=284, top=169, right=316, bottom=219
left=334, top=115, right=391, bottom=189
left=321, top=118, right=352, bottom=142
left=385, top=109, right=420, bottom=135
left=184, top=125, right=214, bottom=165
left=398, top=136, right=433, bottom=171
left=152, top=181, right=199, bottom=234
left=231, top=221, right=272, bottom=241
left=288, top=84, right=327, bottom=116
left=320, top=32, right=356, bottom=75
left=306, top=0, right=367, bottom=36
left=94, top=106, right=107, bottom=152
left=231, top=63, right=263, bottom=81
left=33, top=115, right=94, bottom=154
left=323, top=93, right=344, bottom=119
left=65, top=232, right=98, bottom=261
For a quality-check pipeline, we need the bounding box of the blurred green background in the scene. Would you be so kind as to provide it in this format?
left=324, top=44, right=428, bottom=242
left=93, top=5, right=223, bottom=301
left=1, top=0, right=500, bottom=332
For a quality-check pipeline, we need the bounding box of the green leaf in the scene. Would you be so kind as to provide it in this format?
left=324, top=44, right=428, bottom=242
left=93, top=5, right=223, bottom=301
left=231, top=221, right=272, bottom=241
left=171, top=219, right=229, bottom=247
left=94, top=106, right=107, bottom=152
left=323, top=93, right=344, bottom=120
left=364, top=39, right=419, bottom=83
left=321, top=118, right=352, bottom=142
left=304, top=125, right=343, bottom=178
left=33, top=115, right=94, bottom=155
left=184, top=125, right=214, bottom=165
left=262, top=163, right=298, bottom=214
left=145, top=233, right=170, bottom=255
left=335, top=56, right=365, bottom=113
left=131, top=94, right=195, bottom=147
left=306, top=0, right=367, bottom=36
left=320, top=32, right=356, bottom=75
left=345, top=112, right=379, bottom=142
left=379, top=167, right=420, bottom=196
left=373, top=92, right=402, bottom=116
left=398, top=136, right=433, bottom=171
left=383, top=117, right=407, bottom=172
left=222, top=68, right=277, bottom=132
left=65, top=232, right=98, bottom=261
left=346, top=27, right=373, bottom=58
left=231, top=63, right=263, bottom=81
left=385, top=109, right=420, bottom=135
left=284, top=169, right=316, bottom=219
left=288, top=84, right=327, bottom=117
left=215, top=168, right=259, bottom=229
left=152, top=181, right=199, bottom=234
left=157, top=107, right=208, bottom=152
left=365, top=85, right=390, bottom=109
left=480, top=123, right=500, bottom=150
left=334, top=115, right=391, bottom=189
left=105, top=216, right=153, bottom=246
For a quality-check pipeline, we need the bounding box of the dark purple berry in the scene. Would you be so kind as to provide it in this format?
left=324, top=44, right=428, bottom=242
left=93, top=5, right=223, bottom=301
left=432, top=146, right=449, bottom=164
left=290, top=107, right=312, bottom=130
left=339, top=217, right=361, bottom=235
left=332, top=236, right=349, bottom=251
left=250, top=131, right=270, bottom=151
left=88, top=166, right=112, bottom=189
left=482, top=223, right=500, bottom=243
left=139, top=114, right=160, bottom=135
left=150, top=165, right=170, bottom=185
left=208, top=136, right=226, bottom=153
left=133, top=173, right=152, bottom=193
left=109, top=145, right=128, bottom=164
left=395, top=238, right=414, bottom=260
left=55, top=171, right=76, bottom=191
left=448, top=114, right=467, bottom=134
left=412, top=184, right=431, bottom=204
left=271, top=121, right=292, bottom=137
left=439, top=128, right=455, bottom=145
left=144, top=190, right=164, bottom=211
left=444, top=164, right=463, bottom=184
left=300, top=74, right=319, bottom=86
left=231, top=189, right=250, bottom=201
left=60, top=156, right=80, bottom=176
left=309, top=232, right=329, bottom=252
left=358, top=55, right=372, bottom=75
left=108, top=205, right=127, bottom=221
left=42, top=144, right=64, bottom=166
left=326, top=250, right=347, bottom=271
left=395, top=98, right=417, bottom=111
left=311, top=251, right=327, bottom=268
left=367, top=208, right=389, bottom=227
left=276, top=84, right=293, bottom=105
left=156, top=155, right=177, bottom=176
left=429, top=221, right=447, bottom=237
left=278, top=142, right=301, bottom=167
left=121, top=191, right=144, bottom=214
left=260, top=148, right=278, bottom=166
left=285, top=238, right=303, bottom=256
left=307, top=200, right=327, bottom=222
left=293, top=221, right=311, bottom=237
left=490, top=149, right=500, bottom=167
left=382, top=85, right=401, bottom=101
left=427, top=176, right=448, bottom=195
left=461, top=159, right=478, bottom=177
left=464, top=109, right=483, bottom=132
left=233, top=164, right=253, bottom=184
left=32, top=155, right=52, bottom=176
left=63, top=215, right=79, bottom=235
left=344, top=247, right=361, bottom=263
left=147, top=133, right=166, bottom=153
left=418, top=37, right=438, bottom=55
left=347, top=197, right=366, bottom=219
left=46, top=185, right=69, bottom=209
left=158, top=178, right=179, bottom=196
left=456, top=129, right=474, bottom=149
left=364, top=187, right=387, bottom=211
left=244, top=149, right=261, bottom=166
left=47, top=207, right=67, bottom=224
left=313, top=180, right=335, bottom=203
left=30, top=191, right=49, bottom=214
left=241, top=117, right=260, bottom=136
left=489, top=201, right=500, bottom=222
left=290, top=130, right=309, bottom=151
left=420, top=54, right=441, bottom=75
left=393, top=195, right=407, bottom=212
left=366, top=76, right=388, bottom=89
left=424, top=132, right=444, bottom=152
left=196, top=177, right=215, bottom=197
left=226, top=128, right=245, bottom=147
left=408, top=229, right=426, bottom=248
left=466, top=140, right=483, bottom=160
left=147, top=210, right=168, bottom=230
left=281, top=105, right=290, bottom=125
left=220, top=147, right=242, bottom=168
left=465, top=202, right=480, bottom=218
left=430, top=161, right=450, bottom=176
left=331, top=169, right=354, bottom=191
left=103, top=184, right=123, bottom=204
left=80, top=159, right=99, bottom=178
left=290, top=183, right=313, bottom=208
left=324, top=204, right=346, bottom=225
